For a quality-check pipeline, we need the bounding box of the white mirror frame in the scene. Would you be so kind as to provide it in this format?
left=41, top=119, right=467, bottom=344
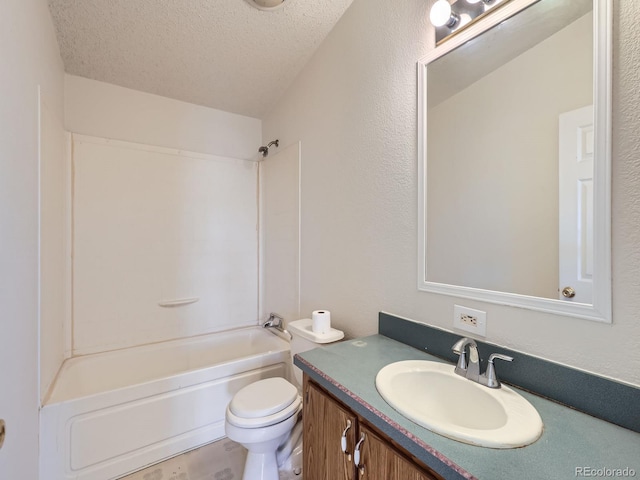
left=417, top=0, right=612, bottom=323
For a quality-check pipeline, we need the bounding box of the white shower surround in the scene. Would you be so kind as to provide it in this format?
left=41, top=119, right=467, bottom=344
left=40, top=327, right=291, bottom=480
left=71, top=135, right=259, bottom=355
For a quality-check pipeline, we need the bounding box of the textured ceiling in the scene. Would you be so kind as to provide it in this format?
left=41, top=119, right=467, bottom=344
left=48, top=0, right=354, bottom=118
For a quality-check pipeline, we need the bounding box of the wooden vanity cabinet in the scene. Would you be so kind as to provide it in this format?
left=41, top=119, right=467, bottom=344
left=303, top=375, right=357, bottom=480
left=303, top=375, right=442, bottom=480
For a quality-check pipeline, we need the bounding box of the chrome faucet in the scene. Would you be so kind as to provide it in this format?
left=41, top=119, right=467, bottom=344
left=452, top=337, right=481, bottom=382
left=262, top=313, right=292, bottom=340
left=452, top=337, right=513, bottom=389
left=263, top=312, right=284, bottom=329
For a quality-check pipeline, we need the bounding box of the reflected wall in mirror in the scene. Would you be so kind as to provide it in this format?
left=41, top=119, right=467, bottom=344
left=417, top=0, right=611, bottom=322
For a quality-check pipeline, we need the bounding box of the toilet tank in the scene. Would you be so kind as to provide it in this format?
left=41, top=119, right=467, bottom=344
left=287, top=319, right=344, bottom=386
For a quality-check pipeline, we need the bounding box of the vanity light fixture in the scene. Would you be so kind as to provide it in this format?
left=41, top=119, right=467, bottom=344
left=429, top=0, right=508, bottom=44
left=430, top=0, right=460, bottom=28
left=245, top=0, right=287, bottom=11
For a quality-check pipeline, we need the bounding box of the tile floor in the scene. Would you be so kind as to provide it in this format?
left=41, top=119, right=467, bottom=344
left=119, top=438, right=302, bottom=480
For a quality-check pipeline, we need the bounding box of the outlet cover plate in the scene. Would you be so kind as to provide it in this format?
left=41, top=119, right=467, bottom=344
left=453, top=305, right=487, bottom=337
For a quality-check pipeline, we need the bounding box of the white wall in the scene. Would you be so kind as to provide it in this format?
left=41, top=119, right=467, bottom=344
left=0, top=0, right=64, bottom=477
left=263, top=0, right=640, bottom=386
left=260, top=142, right=301, bottom=323
left=39, top=96, right=70, bottom=398
left=65, top=75, right=261, bottom=160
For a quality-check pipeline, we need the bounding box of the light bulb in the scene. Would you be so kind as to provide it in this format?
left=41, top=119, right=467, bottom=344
left=429, top=0, right=458, bottom=28
left=459, top=13, right=472, bottom=27
left=245, top=0, right=286, bottom=11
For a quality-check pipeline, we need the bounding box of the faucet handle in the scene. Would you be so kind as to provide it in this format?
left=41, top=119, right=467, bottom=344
left=484, top=353, right=513, bottom=388
left=452, top=338, right=468, bottom=376
left=453, top=349, right=467, bottom=375
left=488, top=353, right=513, bottom=363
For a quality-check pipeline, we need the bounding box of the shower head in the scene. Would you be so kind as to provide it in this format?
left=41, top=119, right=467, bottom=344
left=258, top=139, right=279, bottom=158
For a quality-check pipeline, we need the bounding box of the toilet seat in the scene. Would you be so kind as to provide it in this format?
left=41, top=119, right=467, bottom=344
left=226, top=398, right=301, bottom=428
left=226, top=377, right=302, bottom=428
left=230, top=378, right=298, bottom=418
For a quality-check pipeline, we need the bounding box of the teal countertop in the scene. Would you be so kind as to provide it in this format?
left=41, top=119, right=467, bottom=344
left=295, top=335, right=640, bottom=480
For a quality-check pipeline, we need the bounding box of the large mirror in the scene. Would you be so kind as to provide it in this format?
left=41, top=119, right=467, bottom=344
left=417, top=0, right=611, bottom=322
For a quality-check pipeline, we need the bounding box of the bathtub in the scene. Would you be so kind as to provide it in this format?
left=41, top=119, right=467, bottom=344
left=40, top=327, right=291, bottom=480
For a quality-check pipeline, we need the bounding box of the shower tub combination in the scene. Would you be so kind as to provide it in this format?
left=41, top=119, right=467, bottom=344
left=40, top=327, right=291, bottom=480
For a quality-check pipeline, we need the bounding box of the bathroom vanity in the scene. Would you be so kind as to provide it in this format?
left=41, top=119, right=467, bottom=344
left=303, top=376, right=441, bottom=479
left=295, top=320, right=640, bottom=480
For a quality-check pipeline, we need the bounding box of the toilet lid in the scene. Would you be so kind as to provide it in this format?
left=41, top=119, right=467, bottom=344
left=229, top=377, right=298, bottom=419
left=226, top=397, right=301, bottom=428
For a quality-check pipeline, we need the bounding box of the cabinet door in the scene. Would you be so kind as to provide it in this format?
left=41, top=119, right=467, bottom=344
left=303, top=377, right=357, bottom=480
left=358, top=424, right=439, bottom=480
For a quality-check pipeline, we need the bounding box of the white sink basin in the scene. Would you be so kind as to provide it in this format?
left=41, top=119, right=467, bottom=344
left=376, top=360, right=543, bottom=448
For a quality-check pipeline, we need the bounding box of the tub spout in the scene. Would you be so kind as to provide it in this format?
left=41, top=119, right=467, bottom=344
left=263, top=313, right=292, bottom=340
left=263, top=312, right=284, bottom=329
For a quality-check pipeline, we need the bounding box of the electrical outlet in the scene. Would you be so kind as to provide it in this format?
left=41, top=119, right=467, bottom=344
left=453, top=305, right=487, bottom=337
left=460, top=314, right=477, bottom=327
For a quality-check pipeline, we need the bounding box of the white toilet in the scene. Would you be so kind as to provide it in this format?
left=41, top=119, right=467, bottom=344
left=225, top=318, right=344, bottom=480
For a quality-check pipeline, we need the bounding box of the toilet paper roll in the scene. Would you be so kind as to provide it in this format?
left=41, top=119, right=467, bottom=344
left=312, top=310, right=331, bottom=334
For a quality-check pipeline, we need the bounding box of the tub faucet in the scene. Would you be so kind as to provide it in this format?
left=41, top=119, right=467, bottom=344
left=452, top=337, right=513, bottom=388
left=263, top=312, right=284, bottom=328
left=262, top=313, right=292, bottom=340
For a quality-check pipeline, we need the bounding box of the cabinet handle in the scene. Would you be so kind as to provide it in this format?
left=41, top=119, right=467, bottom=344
left=354, top=432, right=366, bottom=470
left=340, top=420, right=352, bottom=453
